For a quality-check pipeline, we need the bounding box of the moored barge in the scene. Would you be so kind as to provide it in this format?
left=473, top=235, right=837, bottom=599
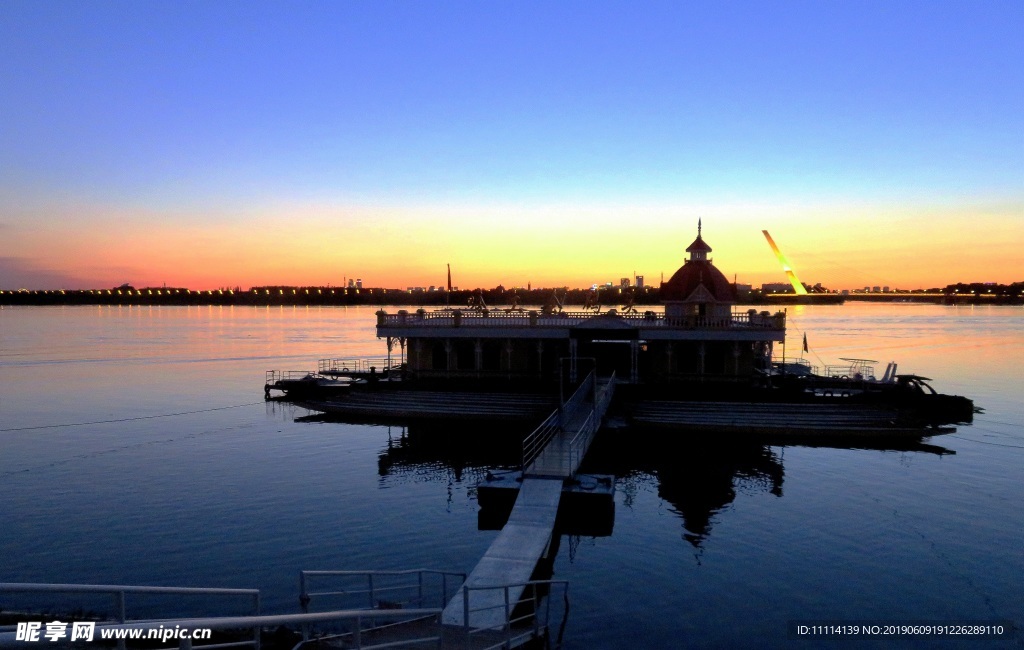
left=274, top=223, right=973, bottom=437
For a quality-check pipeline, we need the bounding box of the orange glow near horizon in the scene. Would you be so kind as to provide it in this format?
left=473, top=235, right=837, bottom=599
left=2, top=197, right=1022, bottom=291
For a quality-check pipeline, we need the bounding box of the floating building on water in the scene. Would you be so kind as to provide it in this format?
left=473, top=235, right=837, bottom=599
left=376, top=223, right=786, bottom=386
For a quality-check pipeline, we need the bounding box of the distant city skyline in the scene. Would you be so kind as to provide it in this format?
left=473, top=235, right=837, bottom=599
left=2, top=1, right=1021, bottom=291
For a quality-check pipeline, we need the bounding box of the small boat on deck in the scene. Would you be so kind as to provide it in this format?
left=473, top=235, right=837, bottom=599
left=766, top=358, right=975, bottom=426
left=264, top=357, right=404, bottom=399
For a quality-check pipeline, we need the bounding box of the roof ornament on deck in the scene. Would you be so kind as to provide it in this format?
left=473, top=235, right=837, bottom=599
left=505, top=293, right=524, bottom=313
left=542, top=290, right=565, bottom=314
left=467, top=289, right=488, bottom=312
left=621, top=289, right=638, bottom=314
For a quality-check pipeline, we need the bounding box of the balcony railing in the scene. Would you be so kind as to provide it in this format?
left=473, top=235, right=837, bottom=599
left=377, top=308, right=785, bottom=330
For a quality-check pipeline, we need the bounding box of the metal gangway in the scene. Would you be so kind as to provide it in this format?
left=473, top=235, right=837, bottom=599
left=299, top=570, right=567, bottom=649
left=1, top=573, right=568, bottom=650
left=441, top=372, right=615, bottom=633
left=522, top=371, right=615, bottom=478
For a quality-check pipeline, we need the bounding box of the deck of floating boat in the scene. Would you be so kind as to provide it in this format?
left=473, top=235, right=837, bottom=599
left=299, top=390, right=559, bottom=420
left=629, top=400, right=954, bottom=437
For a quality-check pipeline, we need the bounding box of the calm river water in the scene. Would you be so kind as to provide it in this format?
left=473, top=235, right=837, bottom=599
left=1, top=303, right=1021, bottom=648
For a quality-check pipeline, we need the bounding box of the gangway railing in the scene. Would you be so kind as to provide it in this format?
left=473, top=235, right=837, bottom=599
left=299, top=569, right=465, bottom=613
left=565, top=412, right=595, bottom=475
left=458, top=580, right=569, bottom=650
left=565, top=372, right=616, bottom=473
left=521, top=371, right=595, bottom=471
left=558, top=371, right=595, bottom=429
left=0, top=609, right=444, bottom=650
left=0, top=582, right=260, bottom=649
left=522, top=371, right=615, bottom=477
left=521, top=411, right=560, bottom=470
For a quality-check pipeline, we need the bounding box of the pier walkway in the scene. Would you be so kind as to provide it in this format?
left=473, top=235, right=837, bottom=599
left=442, top=373, right=615, bottom=632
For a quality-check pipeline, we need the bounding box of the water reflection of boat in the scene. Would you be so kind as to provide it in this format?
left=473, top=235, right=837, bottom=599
left=371, top=422, right=525, bottom=480
left=586, top=431, right=954, bottom=548
left=358, top=419, right=956, bottom=550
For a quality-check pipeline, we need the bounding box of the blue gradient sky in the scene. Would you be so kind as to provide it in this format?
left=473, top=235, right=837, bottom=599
left=2, top=1, right=1021, bottom=290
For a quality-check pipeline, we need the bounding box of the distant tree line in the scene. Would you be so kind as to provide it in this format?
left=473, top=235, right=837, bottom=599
left=0, top=285, right=661, bottom=307
left=2, top=281, right=1021, bottom=306
left=942, top=282, right=1023, bottom=298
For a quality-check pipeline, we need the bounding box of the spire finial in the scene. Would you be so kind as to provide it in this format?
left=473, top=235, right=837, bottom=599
left=698, top=218, right=702, bottom=237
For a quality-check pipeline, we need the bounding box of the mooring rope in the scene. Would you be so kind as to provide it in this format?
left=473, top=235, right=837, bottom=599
left=0, top=402, right=266, bottom=432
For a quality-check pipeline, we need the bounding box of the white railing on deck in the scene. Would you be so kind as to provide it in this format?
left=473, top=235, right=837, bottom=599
left=317, top=358, right=399, bottom=375
left=265, top=370, right=316, bottom=384
left=378, top=308, right=784, bottom=330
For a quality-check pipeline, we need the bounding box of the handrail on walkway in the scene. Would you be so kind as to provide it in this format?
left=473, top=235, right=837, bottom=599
left=0, top=582, right=260, bottom=650
left=299, top=569, right=465, bottom=612
left=460, top=579, right=569, bottom=650
left=521, top=371, right=595, bottom=471
left=0, top=582, right=260, bottom=622
left=0, top=608, right=444, bottom=650
left=521, top=411, right=560, bottom=470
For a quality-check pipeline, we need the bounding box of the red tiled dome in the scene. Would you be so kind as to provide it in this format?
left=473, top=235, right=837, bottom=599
left=660, top=260, right=737, bottom=303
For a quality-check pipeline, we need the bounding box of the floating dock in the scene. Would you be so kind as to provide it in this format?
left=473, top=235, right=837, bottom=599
left=629, top=400, right=954, bottom=438
left=298, top=390, right=558, bottom=421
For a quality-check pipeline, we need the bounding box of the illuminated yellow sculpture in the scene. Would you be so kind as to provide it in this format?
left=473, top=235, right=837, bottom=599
left=762, top=230, right=809, bottom=295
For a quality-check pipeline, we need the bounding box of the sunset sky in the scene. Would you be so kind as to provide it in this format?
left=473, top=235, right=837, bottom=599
left=2, top=1, right=1022, bottom=291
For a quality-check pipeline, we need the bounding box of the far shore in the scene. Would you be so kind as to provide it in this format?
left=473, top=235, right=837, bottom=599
left=1, top=286, right=1020, bottom=307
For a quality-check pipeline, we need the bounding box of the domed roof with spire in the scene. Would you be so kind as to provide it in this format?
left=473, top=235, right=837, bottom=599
left=660, top=220, right=737, bottom=303
left=685, top=220, right=713, bottom=255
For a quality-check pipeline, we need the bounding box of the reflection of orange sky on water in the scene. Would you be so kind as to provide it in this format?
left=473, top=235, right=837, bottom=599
left=10, top=304, right=389, bottom=366
left=5, top=198, right=1022, bottom=290
left=782, top=303, right=1024, bottom=389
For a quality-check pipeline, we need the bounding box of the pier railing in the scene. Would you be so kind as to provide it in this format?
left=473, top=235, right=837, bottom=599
left=521, top=411, right=561, bottom=471
left=377, top=307, right=784, bottom=331
left=298, top=569, right=465, bottom=613
left=522, top=371, right=596, bottom=471
left=0, top=609, right=444, bottom=650
left=566, top=372, right=616, bottom=473
left=265, top=370, right=316, bottom=384
left=317, top=357, right=402, bottom=376
left=0, top=582, right=260, bottom=649
left=459, top=580, right=568, bottom=650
